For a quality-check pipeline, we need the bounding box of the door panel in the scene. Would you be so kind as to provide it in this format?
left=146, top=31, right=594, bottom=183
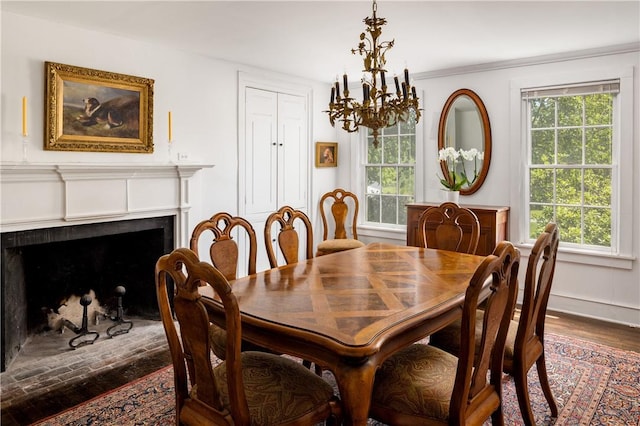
left=278, top=93, right=307, bottom=209
left=245, top=88, right=278, bottom=215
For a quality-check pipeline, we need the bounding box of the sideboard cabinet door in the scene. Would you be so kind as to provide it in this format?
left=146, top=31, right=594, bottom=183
left=406, top=203, right=509, bottom=256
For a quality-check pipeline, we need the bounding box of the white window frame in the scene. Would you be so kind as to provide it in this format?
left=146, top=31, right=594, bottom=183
left=352, top=104, right=425, bottom=242
left=510, top=67, right=634, bottom=269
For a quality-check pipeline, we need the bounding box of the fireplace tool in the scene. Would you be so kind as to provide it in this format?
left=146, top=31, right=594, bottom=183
left=107, top=285, right=133, bottom=337
left=68, top=294, right=100, bottom=349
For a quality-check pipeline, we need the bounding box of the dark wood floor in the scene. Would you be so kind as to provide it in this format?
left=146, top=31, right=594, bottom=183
left=2, top=310, right=638, bottom=425
left=543, top=309, right=639, bottom=352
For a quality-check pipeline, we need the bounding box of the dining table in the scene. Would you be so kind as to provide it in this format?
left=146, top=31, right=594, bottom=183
left=201, top=242, right=487, bottom=426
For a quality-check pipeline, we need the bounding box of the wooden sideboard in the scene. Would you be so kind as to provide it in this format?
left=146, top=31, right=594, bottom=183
left=406, top=203, right=510, bottom=256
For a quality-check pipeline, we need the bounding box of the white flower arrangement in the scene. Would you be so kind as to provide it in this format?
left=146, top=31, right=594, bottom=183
left=459, top=148, right=484, bottom=185
left=438, top=147, right=484, bottom=191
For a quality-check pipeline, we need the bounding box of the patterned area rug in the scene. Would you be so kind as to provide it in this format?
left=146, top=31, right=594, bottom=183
left=32, top=333, right=639, bottom=425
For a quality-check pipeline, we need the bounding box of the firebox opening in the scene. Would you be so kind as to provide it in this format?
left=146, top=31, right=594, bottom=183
left=1, top=216, right=174, bottom=371
left=23, top=228, right=164, bottom=332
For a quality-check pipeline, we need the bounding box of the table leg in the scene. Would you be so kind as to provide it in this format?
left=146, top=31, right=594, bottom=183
left=333, top=359, right=377, bottom=426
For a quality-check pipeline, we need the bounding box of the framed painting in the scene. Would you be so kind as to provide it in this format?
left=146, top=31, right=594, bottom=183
left=315, top=142, right=338, bottom=167
left=44, top=61, right=154, bottom=153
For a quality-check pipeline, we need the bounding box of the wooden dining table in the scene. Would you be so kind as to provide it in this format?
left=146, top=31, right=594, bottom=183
left=201, top=242, right=487, bottom=426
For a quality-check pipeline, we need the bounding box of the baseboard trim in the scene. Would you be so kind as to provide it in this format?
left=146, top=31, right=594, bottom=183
left=546, top=293, right=640, bottom=328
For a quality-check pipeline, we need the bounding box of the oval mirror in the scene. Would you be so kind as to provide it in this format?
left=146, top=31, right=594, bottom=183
left=438, top=88, right=491, bottom=196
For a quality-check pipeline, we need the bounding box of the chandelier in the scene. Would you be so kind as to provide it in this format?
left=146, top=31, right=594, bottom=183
left=326, top=0, right=421, bottom=148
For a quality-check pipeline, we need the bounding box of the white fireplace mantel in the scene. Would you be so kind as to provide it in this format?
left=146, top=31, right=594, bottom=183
left=0, top=162, right=213, bottom=248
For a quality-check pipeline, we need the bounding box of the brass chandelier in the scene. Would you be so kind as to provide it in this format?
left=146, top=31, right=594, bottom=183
left=326, top=0, right=421, bottom=148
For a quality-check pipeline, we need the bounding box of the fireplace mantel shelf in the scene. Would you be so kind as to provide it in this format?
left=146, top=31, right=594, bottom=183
left=1, top=162, right=214, bottom=179
left=1, top=162, right=213, bottom=240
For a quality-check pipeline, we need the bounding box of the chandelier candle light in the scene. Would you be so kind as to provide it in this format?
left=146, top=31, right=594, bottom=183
left=326, top=0, right=421, bottom=148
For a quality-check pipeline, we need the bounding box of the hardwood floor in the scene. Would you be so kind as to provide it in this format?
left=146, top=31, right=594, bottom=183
left=543, top=309, right=640, bottom=352
left=1, top=311, right=637, bottom=425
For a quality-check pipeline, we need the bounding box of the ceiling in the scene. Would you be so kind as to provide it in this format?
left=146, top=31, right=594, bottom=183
left=3, top=1, right=639, bottom=82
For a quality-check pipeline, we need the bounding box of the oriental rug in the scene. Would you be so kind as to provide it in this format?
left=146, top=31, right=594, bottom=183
left=32, top=333, right=640, bottom=425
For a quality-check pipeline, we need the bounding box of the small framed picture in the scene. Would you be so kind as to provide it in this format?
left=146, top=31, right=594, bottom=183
left=315, top=142, right=338, bottom=167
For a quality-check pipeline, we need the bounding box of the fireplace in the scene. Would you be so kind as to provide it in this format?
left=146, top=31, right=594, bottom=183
left=1, top=162, right=212, bottom=372
left=1, top=216, right=174, bottom=371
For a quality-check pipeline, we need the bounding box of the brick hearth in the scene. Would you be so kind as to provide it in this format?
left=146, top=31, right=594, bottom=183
left=0, top=318, right=170, bottom=425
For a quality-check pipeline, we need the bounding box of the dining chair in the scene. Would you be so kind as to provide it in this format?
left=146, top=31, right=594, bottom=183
left=156, top=247, right=343, bottom=426
left=369, top=241, right=520, bottom=426
left=190, top=212, right=265, bottom=360
left=316, top=188, right=365, bottom=256
left=430, top=222, right=560, bottom=425
left=417, top=202, right=481, bottom=254
left=264, top=205, right=314, bottom=268
left=264, top=205, right=323, bottom=374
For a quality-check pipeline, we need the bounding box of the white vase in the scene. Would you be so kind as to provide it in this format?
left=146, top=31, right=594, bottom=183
left=445, top=190, right=460, bottom=204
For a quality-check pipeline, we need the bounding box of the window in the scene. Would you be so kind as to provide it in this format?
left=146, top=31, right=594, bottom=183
left=522, top=80, right=619, bottom=251
left=363, top=111, right=417, bottom=227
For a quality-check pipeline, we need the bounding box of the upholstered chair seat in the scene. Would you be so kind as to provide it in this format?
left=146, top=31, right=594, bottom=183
left=372, top=344, right=459, bottom=423
left=429, top=311, right=518, bottom=369
left=208, top=323, right=274, bottom=362
left=316, top=237, right=365, bottom=256
left=190, top=351, right=337, bottom=425
left=208, top=325, right=227, bottom=360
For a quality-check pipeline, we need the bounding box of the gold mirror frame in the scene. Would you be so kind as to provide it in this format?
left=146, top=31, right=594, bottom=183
left=438, top=88, right=491, bottom=196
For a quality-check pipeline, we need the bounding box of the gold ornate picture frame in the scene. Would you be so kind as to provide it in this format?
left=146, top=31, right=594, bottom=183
left=45, top=61, right=154, bottom=153
left=315, top=142, right=338, bottom=167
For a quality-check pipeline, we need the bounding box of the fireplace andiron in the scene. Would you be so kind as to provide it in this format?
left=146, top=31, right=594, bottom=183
left=68, top=294, right=100, bottom=349
left=107, top=285, right=133, bottom=337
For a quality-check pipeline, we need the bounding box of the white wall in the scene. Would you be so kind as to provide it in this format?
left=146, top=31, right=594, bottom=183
left=412, top=50, right=640, bottom=327
left=1, top=11, right=338, bottom=244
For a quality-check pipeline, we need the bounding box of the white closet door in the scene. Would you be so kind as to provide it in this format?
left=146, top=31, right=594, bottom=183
left=278, top=93, right=307, bottom=209
left=241, top=85, right=309, bottom=273
left=244, top=87, right=278, bottom=216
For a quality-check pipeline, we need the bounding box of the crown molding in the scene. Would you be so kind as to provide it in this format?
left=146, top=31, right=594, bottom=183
left=414, top=42, right=640, bottom=80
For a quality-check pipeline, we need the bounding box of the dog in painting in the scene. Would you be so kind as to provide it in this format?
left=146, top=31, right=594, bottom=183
left=78, top=95, right=139, bottom=131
